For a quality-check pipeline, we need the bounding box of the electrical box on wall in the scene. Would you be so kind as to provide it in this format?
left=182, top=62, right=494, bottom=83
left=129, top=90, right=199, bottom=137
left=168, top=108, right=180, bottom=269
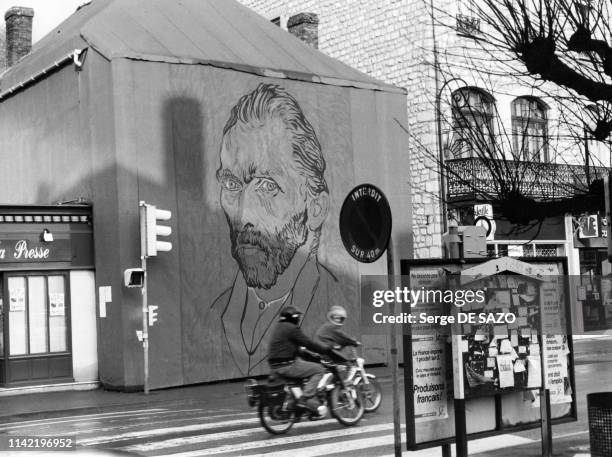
left=460, top=225, right=487, bottom=258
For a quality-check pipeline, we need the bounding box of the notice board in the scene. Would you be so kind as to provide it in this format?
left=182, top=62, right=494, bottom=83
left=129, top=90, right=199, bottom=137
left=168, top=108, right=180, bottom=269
left=402, top=257, right=576, bottom=450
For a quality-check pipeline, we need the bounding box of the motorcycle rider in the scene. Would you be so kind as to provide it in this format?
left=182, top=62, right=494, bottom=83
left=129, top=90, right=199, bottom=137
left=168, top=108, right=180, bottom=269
left=315, top=305, right=360, bottom=350
left=268, top=306, right=335, bottom=416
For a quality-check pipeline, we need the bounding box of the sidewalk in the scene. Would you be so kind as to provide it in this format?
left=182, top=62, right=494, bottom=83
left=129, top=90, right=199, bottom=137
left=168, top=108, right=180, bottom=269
left=572, top=329, right=612, bottom=340
left=0, top=366, right=405, bottom=422
left=1, top=335, right=610, bottom=420
left=0, top=377, right=250, bottom=422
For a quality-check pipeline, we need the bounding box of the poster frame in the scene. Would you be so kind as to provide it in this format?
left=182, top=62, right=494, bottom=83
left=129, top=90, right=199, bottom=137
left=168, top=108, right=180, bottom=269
left=401, top=257, right=577, bottom=451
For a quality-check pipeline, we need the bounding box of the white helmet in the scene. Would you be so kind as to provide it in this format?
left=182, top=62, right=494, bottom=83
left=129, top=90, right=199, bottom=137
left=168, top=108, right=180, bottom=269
left=327, top=305, right=347, bottom=326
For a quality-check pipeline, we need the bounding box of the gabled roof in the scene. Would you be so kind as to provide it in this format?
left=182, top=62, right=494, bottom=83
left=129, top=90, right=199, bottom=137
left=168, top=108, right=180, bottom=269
left=1, top=0, right=403, bottom=94
left=460, top=257, right=555, bottom=285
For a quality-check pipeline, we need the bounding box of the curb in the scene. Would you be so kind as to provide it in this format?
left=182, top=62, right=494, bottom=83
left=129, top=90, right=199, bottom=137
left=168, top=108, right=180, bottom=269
left=0, top=381, right=100, bottom=397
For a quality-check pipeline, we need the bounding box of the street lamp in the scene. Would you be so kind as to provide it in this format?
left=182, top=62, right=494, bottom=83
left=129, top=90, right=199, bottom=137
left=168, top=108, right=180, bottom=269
left=434, top=75, right=469, bottom=234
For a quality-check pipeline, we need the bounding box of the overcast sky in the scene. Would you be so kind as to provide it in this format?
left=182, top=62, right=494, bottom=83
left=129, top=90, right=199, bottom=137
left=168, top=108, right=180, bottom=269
left=0, top=0, right=87, bottom=43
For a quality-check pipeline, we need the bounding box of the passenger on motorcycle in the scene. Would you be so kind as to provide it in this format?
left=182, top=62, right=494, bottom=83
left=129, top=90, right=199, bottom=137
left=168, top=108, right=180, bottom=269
left=315, top=305, right=360, bottom=350
left=267, top=306, right=335, bottom=416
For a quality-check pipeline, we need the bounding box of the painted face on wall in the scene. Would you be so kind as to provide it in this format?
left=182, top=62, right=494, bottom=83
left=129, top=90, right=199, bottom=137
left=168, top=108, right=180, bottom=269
left=217, top=118, right=310, bottom=289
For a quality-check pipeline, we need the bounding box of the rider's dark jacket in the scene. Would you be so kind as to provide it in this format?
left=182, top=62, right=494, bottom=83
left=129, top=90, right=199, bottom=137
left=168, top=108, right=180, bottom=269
left=314, top=322, right=359, bottom=348
left=268, top=321, right=330, bottom=365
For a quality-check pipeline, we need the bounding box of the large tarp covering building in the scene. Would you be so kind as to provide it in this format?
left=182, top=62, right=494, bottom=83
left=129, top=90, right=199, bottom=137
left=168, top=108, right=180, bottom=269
left=0, top=0, right=411, bottom=390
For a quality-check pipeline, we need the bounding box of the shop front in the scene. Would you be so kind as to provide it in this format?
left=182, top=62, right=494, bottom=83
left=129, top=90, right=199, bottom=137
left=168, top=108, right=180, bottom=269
left=573, top=213, right=612, bottom=331
left=0, top=206, right=96, bottom=387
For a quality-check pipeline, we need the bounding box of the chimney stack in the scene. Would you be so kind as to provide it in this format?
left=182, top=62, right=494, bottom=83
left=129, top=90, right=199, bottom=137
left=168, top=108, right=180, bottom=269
left=5, top=6, right=34, bottom=67
left=287, top=13, right=319, bottom=49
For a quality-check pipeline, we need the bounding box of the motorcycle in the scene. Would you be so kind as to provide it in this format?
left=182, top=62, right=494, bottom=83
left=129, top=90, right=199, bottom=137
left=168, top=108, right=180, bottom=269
left=344, top=346, right=383, bottom=412
left=245, top=354, right=365, bottom=435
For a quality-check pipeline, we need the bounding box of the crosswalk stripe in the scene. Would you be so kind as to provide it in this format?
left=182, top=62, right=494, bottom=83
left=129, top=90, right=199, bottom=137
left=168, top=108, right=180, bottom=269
left=78, top=417, right=261, bottom=445
left=124, top=418, right=340, bottom=452
left=153, top=423, right=401, bottom=457
left=0, top=409, right=169, bottom=430
left=377, top=434, right=535, bottom=457
left=22, top=411, right=256, bottom=438
left=555, top=430, right=588, bottom=439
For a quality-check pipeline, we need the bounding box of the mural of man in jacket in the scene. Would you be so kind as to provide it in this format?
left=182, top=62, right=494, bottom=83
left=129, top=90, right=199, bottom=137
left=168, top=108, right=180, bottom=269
left=211, top=83, right=342, bottom=376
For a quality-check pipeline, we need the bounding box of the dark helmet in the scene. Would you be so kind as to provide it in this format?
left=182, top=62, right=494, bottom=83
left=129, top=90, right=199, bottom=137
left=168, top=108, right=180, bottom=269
left=279, top=306, right=303, bottom=324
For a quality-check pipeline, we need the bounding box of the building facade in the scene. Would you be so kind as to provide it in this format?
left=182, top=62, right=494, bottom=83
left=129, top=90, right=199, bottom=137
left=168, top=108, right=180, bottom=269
left=239, top=0, right=612, bottom=332
left=0, top=0, right=412, bottom=390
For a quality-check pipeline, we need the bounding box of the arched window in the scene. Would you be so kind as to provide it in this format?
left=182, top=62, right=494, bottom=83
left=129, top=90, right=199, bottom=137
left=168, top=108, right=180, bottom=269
left=449, top=87, right=495, bottom=159
left=511, top=97, right=548, bottom=162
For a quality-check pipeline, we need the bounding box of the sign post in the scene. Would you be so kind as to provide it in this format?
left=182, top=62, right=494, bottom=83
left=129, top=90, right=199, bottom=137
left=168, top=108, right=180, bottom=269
left=339, top=184, right=399, bottom=455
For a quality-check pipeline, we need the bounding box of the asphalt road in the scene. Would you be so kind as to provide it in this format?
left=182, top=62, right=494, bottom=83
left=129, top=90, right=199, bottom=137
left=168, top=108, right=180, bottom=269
left=0, top=337, right=610, bottom=457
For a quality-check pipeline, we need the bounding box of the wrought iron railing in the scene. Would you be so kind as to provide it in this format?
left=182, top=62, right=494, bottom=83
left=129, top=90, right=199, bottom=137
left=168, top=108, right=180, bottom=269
left=446, top=157, right=609, bottom=201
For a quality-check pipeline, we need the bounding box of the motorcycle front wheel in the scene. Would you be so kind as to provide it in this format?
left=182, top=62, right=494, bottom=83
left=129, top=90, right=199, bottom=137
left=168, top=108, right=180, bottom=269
left=329, top=385, right=364, bottom=426
left=258, top=402, right=296, bottom=435
left=355, top=376, right=382, bottom=412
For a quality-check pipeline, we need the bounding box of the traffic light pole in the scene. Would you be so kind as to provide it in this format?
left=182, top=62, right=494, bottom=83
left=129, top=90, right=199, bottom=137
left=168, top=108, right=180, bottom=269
left=139, top=202, right=150, bottom=395
left=141, top=254, right=150, bottom=395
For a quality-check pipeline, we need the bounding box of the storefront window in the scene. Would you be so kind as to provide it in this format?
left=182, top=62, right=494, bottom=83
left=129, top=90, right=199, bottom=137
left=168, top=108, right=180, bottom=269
left=48, top=276, right=67, bottom=352
left=8, top=277, right=27, bottom=356
left=7, top=275, right=68, bottom=356
left=29, top=277, right=47, bottom=354
left=579, top=249, right=612, bottom=330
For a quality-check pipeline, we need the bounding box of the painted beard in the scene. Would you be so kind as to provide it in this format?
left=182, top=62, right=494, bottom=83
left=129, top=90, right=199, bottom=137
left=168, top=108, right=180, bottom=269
left=229, top=211, right=309, bottom=289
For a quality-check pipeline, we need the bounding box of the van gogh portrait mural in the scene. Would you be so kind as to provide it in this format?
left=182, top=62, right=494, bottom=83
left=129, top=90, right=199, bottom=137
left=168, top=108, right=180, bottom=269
left=210, top=83, right=345, bottom=376
left=170, top=73, right=365, bottom=383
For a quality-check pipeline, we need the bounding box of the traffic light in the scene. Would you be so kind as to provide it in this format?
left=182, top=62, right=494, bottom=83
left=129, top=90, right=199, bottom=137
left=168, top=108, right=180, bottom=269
left=140, top=201, right=172, bottom=257
left=148, top=305, right=159, bottom=326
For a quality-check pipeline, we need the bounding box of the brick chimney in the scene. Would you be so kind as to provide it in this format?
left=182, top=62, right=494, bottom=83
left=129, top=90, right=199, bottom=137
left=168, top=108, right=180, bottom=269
left=287, top=13, right=318, bottom=49
left=5, top=6, right=34, bottom=67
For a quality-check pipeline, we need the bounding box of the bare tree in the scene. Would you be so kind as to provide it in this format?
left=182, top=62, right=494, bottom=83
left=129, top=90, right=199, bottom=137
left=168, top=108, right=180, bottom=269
left=421, top=0, right=611, bottom=228
left=471, top=0, right=612, bottom=140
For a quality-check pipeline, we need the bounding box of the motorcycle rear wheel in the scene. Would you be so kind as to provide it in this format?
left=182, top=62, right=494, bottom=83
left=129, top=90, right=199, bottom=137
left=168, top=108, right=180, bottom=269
left=258, top=402, right=296, bottom=435
left=355, top=376, right=382, bottom=412
left=329, top=385, right=364, bottom=426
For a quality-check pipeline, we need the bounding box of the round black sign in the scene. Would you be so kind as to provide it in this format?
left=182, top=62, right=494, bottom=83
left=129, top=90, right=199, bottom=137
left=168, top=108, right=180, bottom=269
left=339, top=184, right=392, bottom=263
left=474, top=216, right=493, bottom=237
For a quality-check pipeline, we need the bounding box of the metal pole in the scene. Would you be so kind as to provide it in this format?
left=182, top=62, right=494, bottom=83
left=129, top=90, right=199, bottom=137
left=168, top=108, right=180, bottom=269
left=454, top=399, right=468, bottom=457
left=447, top=249, right=467, bottom=457
left=441, top=444, right=452, bottom=457
left=386, top=237, right=402, bottom=456
left=585, top=127, right=591, bottom=185
left=139, top=202, right=150, bottom=395
left=540, top=388, right=552, bottom=457
left=431, top=0, right=447, bottom=235
left=605, top=174, right=612, bottom=262
left=538, top=286, right=552, bottom=456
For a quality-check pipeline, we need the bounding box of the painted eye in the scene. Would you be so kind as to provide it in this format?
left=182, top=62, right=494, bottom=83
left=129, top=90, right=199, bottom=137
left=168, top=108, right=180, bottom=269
left=222, top=177, right=242, bottom=191
left=256, top=178, right=279, bottom=193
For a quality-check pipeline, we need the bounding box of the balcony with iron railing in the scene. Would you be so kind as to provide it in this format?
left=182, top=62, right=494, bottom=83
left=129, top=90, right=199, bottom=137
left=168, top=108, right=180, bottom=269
left=446, top=157, right=609, bottom=202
